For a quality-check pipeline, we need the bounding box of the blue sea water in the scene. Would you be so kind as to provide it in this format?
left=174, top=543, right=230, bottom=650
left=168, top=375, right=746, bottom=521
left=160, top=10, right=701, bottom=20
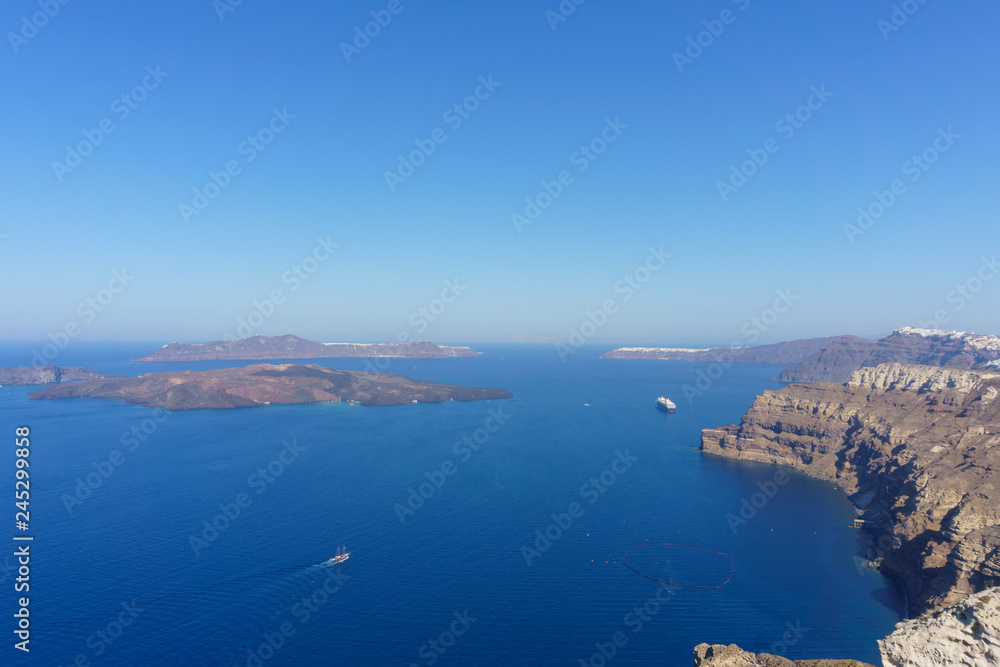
left=0, top=343, right=901, bottom=666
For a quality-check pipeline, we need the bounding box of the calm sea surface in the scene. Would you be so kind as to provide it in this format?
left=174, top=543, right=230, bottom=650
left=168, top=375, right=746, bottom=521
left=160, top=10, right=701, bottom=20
left=0, top=343, right=901, bottom=665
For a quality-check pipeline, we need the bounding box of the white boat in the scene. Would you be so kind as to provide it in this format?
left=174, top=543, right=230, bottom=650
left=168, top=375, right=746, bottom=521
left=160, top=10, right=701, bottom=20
left=328, top=543, right=350, bottom=565
left=656, top=396, right=676, bottom=412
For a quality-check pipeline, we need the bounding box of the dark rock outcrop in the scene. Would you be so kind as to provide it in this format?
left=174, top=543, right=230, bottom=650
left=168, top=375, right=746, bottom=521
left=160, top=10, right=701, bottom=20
left=701, top=363, right=1000, bottom=616
left=132, top=335, right=480, bottom=362
left=692, top=643, right=875, bottom=666
left=0, top=366, right=112, bottom=386
left=28, top=363, right=512, bottom=410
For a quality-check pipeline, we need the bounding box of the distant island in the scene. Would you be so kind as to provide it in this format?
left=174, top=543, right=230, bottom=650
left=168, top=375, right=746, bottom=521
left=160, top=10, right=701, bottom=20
left=28, top=363, right=512, bottom=410
left=601, top=335, right=853, bottom=365
left=603, top=327, right=1000, bottom=384
left=132, top=334, right=480, bottom=362
left=0, top=365, right=113, bottom=386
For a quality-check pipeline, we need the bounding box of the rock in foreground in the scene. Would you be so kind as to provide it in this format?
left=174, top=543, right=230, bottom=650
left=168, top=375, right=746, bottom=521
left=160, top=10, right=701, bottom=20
left=133, top=335, right=479, bottom=362
left=693, top=643, right=874, bottom=666
left=28, top=364, right=512, bottom=410
left=878, top=587, right=999, bottom=666
left=0, top=365, right=112, bottom=386
left=702, top=363, right=1000, bottom=616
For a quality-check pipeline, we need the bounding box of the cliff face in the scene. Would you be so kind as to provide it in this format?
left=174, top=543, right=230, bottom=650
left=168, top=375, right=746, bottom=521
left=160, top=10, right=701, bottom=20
left=878, top=586, right=999, bottom=666
left=692, top=643, right=874, bottom=666
left=132, top=335, right=479, bottom=362
left=692, top=587, right=999, bottom=666
left=702, top=363, right=1000, bottom=616
left=778, top=328, right=1000, bottom=384
left=0, top=366, right=111, bottom=386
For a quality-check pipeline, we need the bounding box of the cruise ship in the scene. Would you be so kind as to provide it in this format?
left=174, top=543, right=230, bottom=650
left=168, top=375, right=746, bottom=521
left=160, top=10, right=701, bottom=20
left=329, top=544, right=350, bottom=565
left=656, top=396, right=676, bottom=412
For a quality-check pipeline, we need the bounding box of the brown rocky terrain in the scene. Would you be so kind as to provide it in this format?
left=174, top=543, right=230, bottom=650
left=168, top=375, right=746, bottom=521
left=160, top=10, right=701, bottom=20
left=132, top=334, right=480, bottom=362
left=693, top=643, right=874, bottom=666
left=694, top=586, right=999, bottom=666
left=701, top=363, right=1000, bottom=617
left=0, top=365, right=113, bottom=386
left=28, top=364, right=512, bottom=410
left=778, top=328, right=1000, bottom=384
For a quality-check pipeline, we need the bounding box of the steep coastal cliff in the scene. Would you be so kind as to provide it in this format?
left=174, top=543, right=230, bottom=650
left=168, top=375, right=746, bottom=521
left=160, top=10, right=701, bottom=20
left=778, top=328, right=1000, bottom=384
left=701, top=363, right=1000, bottom=616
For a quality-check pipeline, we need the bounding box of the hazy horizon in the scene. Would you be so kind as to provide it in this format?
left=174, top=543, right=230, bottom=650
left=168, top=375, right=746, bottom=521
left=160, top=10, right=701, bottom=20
left=3, top=2, right=998, bottom=346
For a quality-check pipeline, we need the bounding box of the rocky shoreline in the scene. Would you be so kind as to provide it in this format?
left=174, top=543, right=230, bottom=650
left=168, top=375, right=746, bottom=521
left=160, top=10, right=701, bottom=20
left=701, top=362, right=1000, bottom=617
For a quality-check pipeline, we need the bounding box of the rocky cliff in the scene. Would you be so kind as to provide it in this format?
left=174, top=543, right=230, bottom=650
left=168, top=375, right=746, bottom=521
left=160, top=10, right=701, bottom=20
left=878, top=586, right=999, bottom=666
left=692, top=586, right=999, bottom=666
left=701, top=363, right=1000, bottom=616
left=778, top=328, right=1000, bottom=384
left=692, top=643, right=874, bottom=666
left=132, top=335, right=479, bottom=362
left=0, top=365, right=111, bottom=386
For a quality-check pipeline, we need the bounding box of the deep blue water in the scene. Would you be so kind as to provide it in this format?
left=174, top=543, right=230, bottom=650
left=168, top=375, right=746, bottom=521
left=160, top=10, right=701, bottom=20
left=0, top=343, right=901, bottom=666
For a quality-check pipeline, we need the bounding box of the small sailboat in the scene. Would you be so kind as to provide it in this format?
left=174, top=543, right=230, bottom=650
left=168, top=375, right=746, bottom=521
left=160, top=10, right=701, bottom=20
left=329, top=543, right=351, bottom=565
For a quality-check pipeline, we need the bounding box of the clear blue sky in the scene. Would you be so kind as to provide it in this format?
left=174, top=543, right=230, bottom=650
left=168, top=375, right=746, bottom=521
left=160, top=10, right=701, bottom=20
left=2, top=0, right=998, bottom=346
